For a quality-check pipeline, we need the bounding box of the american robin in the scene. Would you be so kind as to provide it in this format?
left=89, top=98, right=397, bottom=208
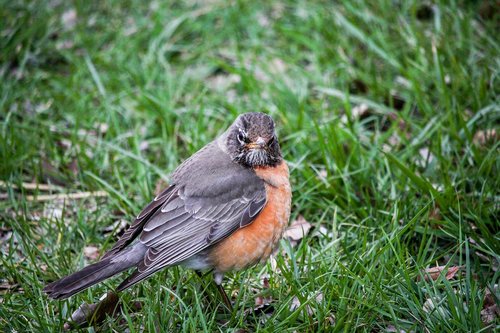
left=44, top=112, right=292, bottom=310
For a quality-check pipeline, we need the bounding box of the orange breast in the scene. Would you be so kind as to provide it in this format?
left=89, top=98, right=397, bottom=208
left=208, top=161, right=291, bottom=273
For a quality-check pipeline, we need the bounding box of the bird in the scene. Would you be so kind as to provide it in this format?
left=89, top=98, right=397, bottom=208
left=44, top=112, right=292, bottom=310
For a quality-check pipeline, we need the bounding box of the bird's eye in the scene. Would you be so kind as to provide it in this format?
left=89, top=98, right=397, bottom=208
left=237, top=133, right=246, bottom=144
left=268, top=136, right=275, bottom=145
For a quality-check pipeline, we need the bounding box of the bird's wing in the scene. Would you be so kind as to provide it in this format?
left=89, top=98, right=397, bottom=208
left=116, top=172, right=266, bottom=290
left=101, top=185, right=176, bottom=260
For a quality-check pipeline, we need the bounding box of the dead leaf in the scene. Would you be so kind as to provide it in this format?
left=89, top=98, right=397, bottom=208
left=0, top=280, right=22, bottom=293
left=416, top=147, right=436, bottom=167
left=283, top=215, right=311, bottom=244
left=255, top=295, right=272, bottom=307
left=473, top=129, right=498, bottom=147
left=83, top=246, right=100, bottom=261
left=386, top=325, right=409, bottom=333
left=207, top=73, right=241, bottom=91
left=269, top=58, right=287, bottom=74
left=289, top=295, right=301, bottom=311
left=244, top=295, right=274, bottom=317
left=56, top=40, right=74, bottom=50
left=428, top=204, right=441, bottom=221
left=481, top=284, right=499, bottom=325
left=63, top=292, right=132, bottom=330
left=312, top=224, right=333, bottom=238
left=41, top=157, right=67, bottom=186
left=61, top=9, right=77, bottom=30
left=422, top=297, right=446, bottom=316
left=124, top=17, right=138, bottom=36
left=289, top=293, right=323, bottom=316
left=68, top=158, right=79, bottom=176
left=43, top=200, right=65, bottom=220
left=481, top=304, right=499, bottom=326
left=256, top=12, right=270, bottom=27
left=420, top=265, right=460, bottom=281
left=139, top=141, right=149, bottom=151
left=102, top=218, right=129, bottom=237
left=351, top=103, right=369, bottom=118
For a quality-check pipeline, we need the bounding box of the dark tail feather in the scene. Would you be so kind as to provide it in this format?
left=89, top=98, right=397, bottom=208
left=44, top=255, right=136, bottom=300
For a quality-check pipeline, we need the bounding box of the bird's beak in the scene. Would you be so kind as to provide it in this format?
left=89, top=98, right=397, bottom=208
left=246, top=137, right=266, bottom=149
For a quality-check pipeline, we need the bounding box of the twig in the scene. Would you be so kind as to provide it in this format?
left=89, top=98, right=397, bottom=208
left=25, top=191, right=108, bottom=202
left=0, top=181, right=62, bottom=191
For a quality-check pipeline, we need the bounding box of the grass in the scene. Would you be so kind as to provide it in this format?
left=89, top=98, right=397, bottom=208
left=1, top=0, right=499, bottom=331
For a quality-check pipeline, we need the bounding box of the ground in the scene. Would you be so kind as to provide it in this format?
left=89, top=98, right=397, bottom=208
left=0, top=0, right=499, bottom=332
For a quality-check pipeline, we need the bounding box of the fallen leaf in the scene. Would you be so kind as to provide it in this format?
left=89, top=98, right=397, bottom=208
left=102, top=218, right=129, bottom=237
left=83, top=246, right=100, bottom=261
left=428, top=204, right=441, bottom=221
left=289, top=295, right=301, bottom=311
left=420, top=265, right=460, bottom=281
left=124, top=17, right=138, bottom=36
left=262, top=277, right=270, bottom=289
left=481, top=304, right=499, bottom=326
left=473, top=129, right=498, bottom=147
left=256, top=12, right=270, bottom=27
left=269, top=58, right=287, bottom=74
left=42, top=200, right=65, bottom=220
left=61, top=9, right=77, bottom=30
left=386, top=325, right=407, bottom=333
left=289, top=293, right=323, bottom=316
left=255, top=295, right=272, bottom=306
left=422, top=297, right=446, bottom=316
left=416, top=147, right=436, bottom=167
left=41, top=157, right=67, bottom=186
left=63, top=292, right=136, bottom=330
left=283, top=215, right=311, bottom=243
left=481, top=284, right=499, bottom=325
left=312, top=224, right=333, bottom=238
left=207, top=73, right=241, bottom=91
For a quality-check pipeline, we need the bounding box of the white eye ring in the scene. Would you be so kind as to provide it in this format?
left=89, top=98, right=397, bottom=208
left=237, top=132, right=246, bottom=144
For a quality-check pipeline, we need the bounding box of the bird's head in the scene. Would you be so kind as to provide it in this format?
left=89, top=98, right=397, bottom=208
left=223, top=112, right=282, bottom=168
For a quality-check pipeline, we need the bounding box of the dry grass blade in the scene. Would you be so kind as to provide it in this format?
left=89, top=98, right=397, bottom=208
left=0, top=181, right=62, bottom=191
left=25, top=191, right=108, bottom=202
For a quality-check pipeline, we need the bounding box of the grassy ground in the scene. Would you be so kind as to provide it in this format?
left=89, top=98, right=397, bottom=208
left=1, top=0, right=499, bottom=332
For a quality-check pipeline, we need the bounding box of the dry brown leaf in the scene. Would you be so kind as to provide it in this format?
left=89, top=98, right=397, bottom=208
left=83, top=246, right=100, bottom=261
left=283, top=215, right=311, bottom=242
left=207, top=73, right=241, bottom=91
left=473, top=129, right=498, bottom=147
left=421, top=265, right=460, bottom=281
left=289, top=293, right=323, bottom=316
left=63, top=292, right=134, bottom=330
left=103, top=218, right=129, bottom=237
left=351, top=103, right=369, bottom=118
left=61, top=9, right=77, bottom=30
left=428, top=204, right=441, bottom=222
left=386, top=325, right=407, bottom=333
left=262, top=277, right=270, bottom=289
left=481, top=284, right=499, bottom=325
left=481, top=304, right=499, bottom=325
left=417, top=147, right=436, bottom=167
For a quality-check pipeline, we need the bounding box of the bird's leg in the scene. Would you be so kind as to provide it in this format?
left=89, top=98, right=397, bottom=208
left=213, top=272, right=233, bottom=311
left=215, top=282, right=233, bottom=312
left=195, top=271, right=233, bottom=311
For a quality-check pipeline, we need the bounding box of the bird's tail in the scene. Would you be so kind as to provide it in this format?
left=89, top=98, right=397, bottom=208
left=44, top=246, right=144, bottom=299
